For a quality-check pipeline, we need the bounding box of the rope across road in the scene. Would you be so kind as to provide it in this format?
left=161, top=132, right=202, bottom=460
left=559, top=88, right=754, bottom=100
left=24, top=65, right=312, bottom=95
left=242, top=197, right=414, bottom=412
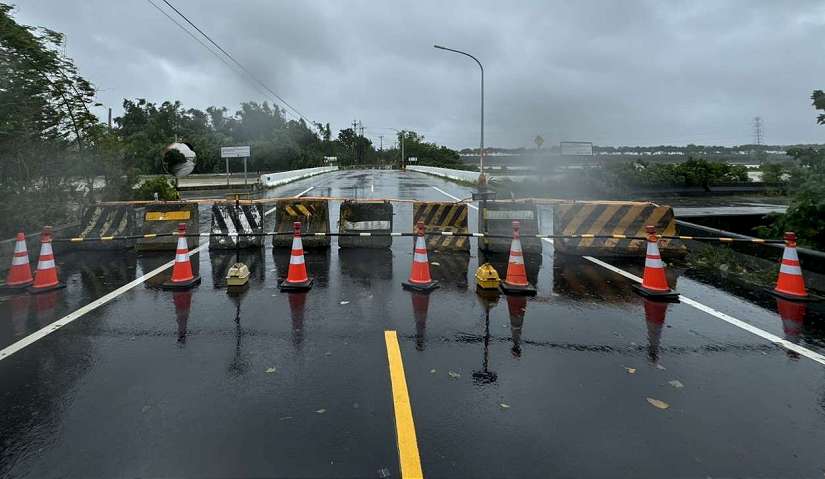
left=50, top=231, right=786, bottom=244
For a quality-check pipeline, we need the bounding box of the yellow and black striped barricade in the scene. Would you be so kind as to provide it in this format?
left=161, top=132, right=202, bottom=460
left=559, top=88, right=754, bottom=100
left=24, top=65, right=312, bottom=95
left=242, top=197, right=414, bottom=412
left=272, top=199, right=330, bottom=249
left=136, top=202, right=199, bottom=251
left=412, top=202, right=470, bottom=253
left=553, top=201, right=686, bottom=257
left=479, top=200, right=541, bottom=254
left=71, top=204, right=138, bottom=250
left=209, top=202, right=265, bottom=250
left=338, top=200, right=393, bottom=249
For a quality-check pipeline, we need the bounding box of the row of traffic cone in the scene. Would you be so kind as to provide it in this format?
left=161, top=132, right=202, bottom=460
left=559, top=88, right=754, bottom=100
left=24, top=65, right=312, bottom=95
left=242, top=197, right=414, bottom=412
left=633, top=226, right=814, bottom=303
left=4, top=228, right=65, bottom=294
left=5, top=222, right=816, bottom=302
left=403, top=220, right=537, bottom=295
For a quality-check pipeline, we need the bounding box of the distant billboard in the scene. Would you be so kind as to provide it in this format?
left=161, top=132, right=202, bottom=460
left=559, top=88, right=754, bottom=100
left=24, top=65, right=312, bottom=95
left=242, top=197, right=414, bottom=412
left=560, top=141, right=593, bottom=156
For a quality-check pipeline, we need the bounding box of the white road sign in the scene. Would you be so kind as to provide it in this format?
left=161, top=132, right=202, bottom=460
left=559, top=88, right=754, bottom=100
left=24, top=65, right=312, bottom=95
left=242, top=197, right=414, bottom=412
left=221, top=146, right=251, bottom=158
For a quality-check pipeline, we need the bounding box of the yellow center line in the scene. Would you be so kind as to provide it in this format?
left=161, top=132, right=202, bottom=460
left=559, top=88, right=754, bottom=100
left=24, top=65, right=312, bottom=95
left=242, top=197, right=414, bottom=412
left=384, top=330, right=424, bottom=479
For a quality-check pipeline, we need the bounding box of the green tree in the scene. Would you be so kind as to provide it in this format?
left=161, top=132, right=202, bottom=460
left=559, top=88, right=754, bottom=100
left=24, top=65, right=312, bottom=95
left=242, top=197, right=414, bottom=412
left=0, top=3, right=103, bottom=236
left=757, top=91, right=825, bottom=249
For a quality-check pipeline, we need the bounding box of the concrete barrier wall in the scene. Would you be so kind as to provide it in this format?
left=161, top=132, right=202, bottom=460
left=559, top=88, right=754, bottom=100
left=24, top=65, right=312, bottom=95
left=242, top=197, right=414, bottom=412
left=406, top=166, right=479, bottom=183
left=259, top=166, right=338, bottom=188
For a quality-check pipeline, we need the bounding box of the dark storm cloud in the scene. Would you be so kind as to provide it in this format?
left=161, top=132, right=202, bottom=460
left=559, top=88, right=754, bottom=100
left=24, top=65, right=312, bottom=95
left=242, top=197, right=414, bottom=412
left=12, top=0, right=825, bottom=147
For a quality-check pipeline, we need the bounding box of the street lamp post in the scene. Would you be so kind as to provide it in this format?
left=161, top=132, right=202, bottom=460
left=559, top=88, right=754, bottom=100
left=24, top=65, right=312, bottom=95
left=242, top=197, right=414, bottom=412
left=433, top=44, right=485, bottom=184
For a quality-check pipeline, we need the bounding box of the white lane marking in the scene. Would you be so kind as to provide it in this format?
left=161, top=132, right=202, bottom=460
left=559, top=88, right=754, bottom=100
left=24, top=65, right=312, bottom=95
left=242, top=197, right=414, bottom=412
left=1, top=206, right=290, bottom=360
left=679, top=296, right=825, bottom=365
left=295, top=186, right=314, bottom=198
left=1, top=239, right=207, bottom=361
left=541, top=237, right=825, bottom=366
left=430, top=186, right=477, bottom=210
left=264, top=186, right=314, bottom=216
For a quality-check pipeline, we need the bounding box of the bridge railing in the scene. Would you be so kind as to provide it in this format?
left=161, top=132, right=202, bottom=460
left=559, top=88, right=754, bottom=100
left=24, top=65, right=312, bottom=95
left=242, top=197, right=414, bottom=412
left=259, top=166, right=338, bottom=188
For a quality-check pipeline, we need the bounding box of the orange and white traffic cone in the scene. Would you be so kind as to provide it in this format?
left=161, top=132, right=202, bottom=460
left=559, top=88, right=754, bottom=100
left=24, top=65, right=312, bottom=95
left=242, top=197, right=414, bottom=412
left=500, top=221, right=536, bottom=296
left=5, top=232, right=33, bottom=290
left=279, top=222, right=313, bottom=291
left=402, top=220, right=439, bottom=292
left=161, top=223, right=201, bottom=290
left=770, top=232, right=812, bottom=301
left=28, top=226, right=65, bottom=294
left=632, top=225, right=679, bottom=301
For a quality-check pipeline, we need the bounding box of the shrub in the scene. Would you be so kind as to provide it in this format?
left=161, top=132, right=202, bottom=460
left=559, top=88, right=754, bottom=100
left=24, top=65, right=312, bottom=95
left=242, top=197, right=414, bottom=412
left=132, top=177, right=180, bottom=201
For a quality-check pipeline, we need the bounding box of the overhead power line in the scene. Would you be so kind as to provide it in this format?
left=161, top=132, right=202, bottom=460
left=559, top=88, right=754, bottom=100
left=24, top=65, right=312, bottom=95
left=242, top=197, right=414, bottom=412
left=147, top=0, right=316, bottom=128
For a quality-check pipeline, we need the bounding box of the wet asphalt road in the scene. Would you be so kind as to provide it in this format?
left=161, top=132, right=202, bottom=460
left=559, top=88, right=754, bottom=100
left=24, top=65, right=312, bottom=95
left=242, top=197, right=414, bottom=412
left=2, top=169, right=825, bottom=478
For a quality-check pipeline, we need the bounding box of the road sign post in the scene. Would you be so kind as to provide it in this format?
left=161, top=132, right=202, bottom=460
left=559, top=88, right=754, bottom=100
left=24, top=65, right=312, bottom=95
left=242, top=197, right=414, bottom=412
left=221, top=146, right=252, bottom=187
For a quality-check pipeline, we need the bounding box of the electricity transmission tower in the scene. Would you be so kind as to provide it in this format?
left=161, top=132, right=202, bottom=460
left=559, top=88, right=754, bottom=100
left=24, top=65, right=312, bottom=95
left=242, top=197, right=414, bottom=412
left=752, top=117, right=764, bottom=145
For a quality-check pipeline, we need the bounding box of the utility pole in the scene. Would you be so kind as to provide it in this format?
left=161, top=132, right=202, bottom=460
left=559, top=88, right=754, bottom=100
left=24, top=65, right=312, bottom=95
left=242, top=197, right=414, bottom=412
left=352, top=120, right=358, bottom=164
left=379, top=135, right=383, bottom=151
left=753, top=116, right=764, bottom=145
left=107, top=108, right=112, bottom=129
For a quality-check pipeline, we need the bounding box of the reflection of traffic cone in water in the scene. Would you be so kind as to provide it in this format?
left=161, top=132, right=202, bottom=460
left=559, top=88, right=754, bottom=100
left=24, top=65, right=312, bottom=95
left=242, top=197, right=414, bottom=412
left=173, top=290, right=192, bottom=343
left=500, top=221, right=536, bottom=296
left=9, top=294, right=31, bottom=336
left=770, top=232, right=811, bottom=301
left=34, top=290, right=60, bottom=328
left=642, top=298, right=668, bottom=362
left=162, top=223, right=201, bottom=290
left=776, top=297, right=806, bottom=343
left=402, top=220, right=438, bottom=292
left=506, top=294, right=527, bottom=358
left=5, top=232, right=33, bottom=290
left=632, top=226, right=678, bottom=301
left=411, top=292, right=430, bottom=351
left=279, top=222, right=313, bottom=291
left=288, top=291, right=308, bottom=348
left=29, top=227, right=65, bottom=294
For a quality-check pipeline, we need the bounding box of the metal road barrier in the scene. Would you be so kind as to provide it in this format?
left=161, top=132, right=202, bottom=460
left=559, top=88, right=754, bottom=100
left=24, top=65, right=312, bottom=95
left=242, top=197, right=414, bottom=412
left=554, top=201, right=686, bottom=257
left=136, top=202, right=200, bottom=251
left=338, top=200, right=393, bottom=249
left=412, top=202, right=470, bottom=252
left=209, top=202, right=264, bottom=250
left=272, top=199, right=331, bottom=249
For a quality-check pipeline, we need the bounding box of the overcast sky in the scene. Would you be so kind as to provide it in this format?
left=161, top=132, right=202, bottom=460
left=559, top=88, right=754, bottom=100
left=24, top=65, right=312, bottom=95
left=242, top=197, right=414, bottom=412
left=11, top=0, right=825, bottom=148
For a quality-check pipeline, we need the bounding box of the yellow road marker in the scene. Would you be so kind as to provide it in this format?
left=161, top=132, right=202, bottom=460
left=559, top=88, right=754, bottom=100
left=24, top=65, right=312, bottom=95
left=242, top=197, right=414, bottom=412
left=384, top=330, right=424, bottom=479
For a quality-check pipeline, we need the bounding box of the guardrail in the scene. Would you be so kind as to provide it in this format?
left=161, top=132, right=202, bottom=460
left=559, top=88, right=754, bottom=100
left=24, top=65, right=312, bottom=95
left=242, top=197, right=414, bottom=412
left=259, top=166, right=338, bottom=188
left=406, top=166, right=480, bottom=183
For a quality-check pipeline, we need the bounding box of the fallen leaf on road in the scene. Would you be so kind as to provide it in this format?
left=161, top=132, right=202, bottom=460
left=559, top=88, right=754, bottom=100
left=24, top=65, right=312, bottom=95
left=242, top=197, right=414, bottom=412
left=646, top=397, right=670, bottom=409
left=265, top=367, right=276, bottom=373
left=624, top=367, right=637, bottom=374
left=315, top=409, right=326, bottom=414
left=339, top=301, right=350, bottom=305
left=668, top=380, right=684, bottom=389
left=499, top=403, right=510, bottom=409
left=448, top=371, right=461, bottom=379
